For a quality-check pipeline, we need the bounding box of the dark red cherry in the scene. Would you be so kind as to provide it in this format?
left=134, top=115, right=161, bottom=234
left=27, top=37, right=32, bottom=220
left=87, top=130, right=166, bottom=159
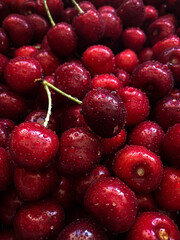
left=72, top=9, right=104, bottom=44
left=19, top=0, right=36, bottom=16
left=118, top=87, right=150, bottom=127
left=55, top=61, right=91, bottom=101
left=57, top=218, right=108, bottom=240
left=4, top=56, right=43, bottom=93
left=113, top=145, right=163, bottom=193
left=0, top=27, right=9, bottom=54
left=162, top=123, right=180, bottom=168
left=117, top=0, right=145, bottom=28
left=14, top=199, right=64, bottom=240
left=0, top=119, right=15, bottom=149
left=152, top=96, right=180, bottom=131
left=0, top=53, right=8, bottom=82
left=84, top=177, right=138, bottom=233
left=136, top=193, right=157, bottom=212
left=3, top=14, right=34, bottom=47
left=14, top=166, right=59, bottom=202
left=47, top=22, right=77, bottom=57
left=142, top=5, right=158, bottom=30
left=0, top=186, right=23, bottom=225
left=0, top=147, right=13, bottom=191
left=138, top=47, right=154, bottom=63
left=98, top=5, right=116, bottom=14
left=125, top=211, right=180, bottom=240
left=82, top=88, right=126, bottom=138
left=114, top=68, right=131, bottom=87
left=128, top=121, right=165, bottom=154
left=0, top=0, right=10, bottom=25
left=131, top=61, right=174, bottom=101
left=58, top=127, right=102, bottom=177
left=9, top=122, right=59, bottom=171
left=14, top=46, right=37, bottom=57
left=82, top=45, right=115, bottom=76
left=155, top=167, right=180, bottom=211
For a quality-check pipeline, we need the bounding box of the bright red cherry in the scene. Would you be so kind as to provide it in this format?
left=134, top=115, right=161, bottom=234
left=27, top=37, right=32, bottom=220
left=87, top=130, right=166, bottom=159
left=14, top=46, right=37, bottom=57
left=9, top=122, right=59, bottom=171
left=84, top=177, right=138, bottom=233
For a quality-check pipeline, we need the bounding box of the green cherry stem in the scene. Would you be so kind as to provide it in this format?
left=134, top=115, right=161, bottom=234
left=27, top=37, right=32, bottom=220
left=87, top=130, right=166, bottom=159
left=43, top=84, right=52, bottom=128
left=42, top=0, right=55, bottom=26
left=71, top=0, right=84, bottom=14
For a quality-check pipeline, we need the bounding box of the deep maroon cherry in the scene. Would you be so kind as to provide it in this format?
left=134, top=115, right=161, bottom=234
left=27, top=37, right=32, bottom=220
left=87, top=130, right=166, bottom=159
left=125, top=211, right=180, bottom=240
left=155, top=167, right=180, bottom=211
left=57, top=218, right=108, bottom=240
left=9, top=122, right=59, bottom=171
left=136, top=193, right=157, bottom=212
left=113, top=145, right=163, bottom=193
left=82, top=45, right=115, bottom=76
left=3, top=14, right=34, bottom=47
left=82, top=88, right=126, bottom=138
left=138, top=47, right=154, bottom=63
left=0, top=27, right=9, bottom=54
left=58, top=127, right=102, bottom=177
left=19, top=0, right=36, bottom=16
left=0, top=118, right=15, bottom=149
left=128, top=121, right=165, bottom=154
left=0, top=0, right=10, bottom=25
left=131, top=61, right=174, bottom=101
left=0, top=53, right=8, bottom=82
left=84, top=177, right=138, bottom=233
left=142, top=5, right=158, bottom=30
left=118, top=87, right=150, bottom=127
left=4, top=56, right=43, bottom=93
left=0, top=186, right=23, bottom=225
left=14, top=199, right=64, bottom=240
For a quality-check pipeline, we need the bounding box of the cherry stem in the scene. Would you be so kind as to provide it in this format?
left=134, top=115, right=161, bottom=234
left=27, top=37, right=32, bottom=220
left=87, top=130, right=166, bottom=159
left=43, top=84, right=52, bottom=128
left=71, top=0, right=84, bottom=14
left=42, top=0, right=55, bottom=26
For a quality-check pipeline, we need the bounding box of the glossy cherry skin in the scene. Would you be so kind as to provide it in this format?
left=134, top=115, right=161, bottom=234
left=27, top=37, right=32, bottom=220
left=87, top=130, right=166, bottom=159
left=47, top=22, right=77, bottom=57
left=114, top=68, right=131, bottom=87
left=118, top=87, right=150, bottom=127
left=115, top=49, right=139, bottom=73
left=73, top=165, right=110, bottom=204
left=9, top=122, right=59, bottom=171
left=84, top=177, right=138, bottom=233
left=55, top=61, right=91, bottom=101
left=0, top=186, right=23, bottom=225
left=3, top=14, right=34, bottom=47
left=152, top=97, right=180, bottom=131
left=113, top=145, right=163, bottom=193
left=0, top=119, right=15, bottom=149
left=4, top=56, right=43, bottom=93
left=138, top=47, right=154, bottom=63
left=131, top=61, right=174, bottom=101
left=82, top=88, right=126, bottom=138
left=117, top=0, right=145, bottom=28
left=128, top=121, right=165, bottom=155
left=155, top=167, right=180, bottom=211
left=14, top=45, right=37, bottom=57
left=142, top=5, right=158, bottom=30
left=57, top=218, right=108, bottom=240
left=162, top=123, right=180, bottom=168
left=82, top=45, right=115, bottom=76
left=58, top=127, right=102, bottom=177
left=14, top=199, right=64, bottom=240
left=125, top=211, right=180, bottom=240
left=14, top=166, right=59, bottom=202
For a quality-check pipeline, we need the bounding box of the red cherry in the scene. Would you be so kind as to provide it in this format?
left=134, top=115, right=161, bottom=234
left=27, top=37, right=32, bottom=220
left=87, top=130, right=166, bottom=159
left=0, top=53, right=8, bottom=81
left=0, top=0, right=10, bottom=25
left=82, top=88, right=126, bottom=138
left=0, top=119, right=15, bottom=149
left=4, top=56, right=43, bottom=93
left=9, top=122, right=59, bottom=171
left=84, top=177, right=138, bottom=233
left=138, top=47, right=154, bottom=63
left=114, top=68, right=131, bottom=87
left=82, top=45, right=115, bottom=76
left=0, top=27, right=9, bottom=54
left=58, top=127, right=102, bottom=177
left=142, top=5, right=158, bottom=30
left=136, top=193, right=157, bottom=212
left=125, top=211, right=180, bottom=240
left=14, top=199, right=64, bottom=240
left=14, top=46, right=37, bottom=57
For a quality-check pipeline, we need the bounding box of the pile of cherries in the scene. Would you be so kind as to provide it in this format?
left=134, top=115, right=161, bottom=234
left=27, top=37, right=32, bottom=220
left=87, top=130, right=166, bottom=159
left=0, top=0, right=180, bottom=239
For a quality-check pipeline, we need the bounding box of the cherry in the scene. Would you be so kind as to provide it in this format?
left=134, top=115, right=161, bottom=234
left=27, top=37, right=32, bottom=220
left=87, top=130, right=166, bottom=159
left=117, top=0, right=145, bottom=28
left=0, top=0, right=10, bottom=25
left=14, top=199, right=64, bottom=240
left=0, top=119, right=15, bottom=149
left=9, top=122, right=59, bottom=171
left=58, top=127, right=102, bottom=177
left=136, top=193, right=157, bottom=212
left=122, top=28, right=146, bottom=52
left=0, top=186, right=23, bottom=225
left=4, top=56, right=43, bottom=93
left=14, top=46, right=37, bottom=57
left=82, top=88, right=126, bottom=138
left=131, top=61, right=174, bottom=101
left=142, top=5, right=158, bottom=30
left=115, top=49, right=139, bottom=73
left=114, top=68, right=131, bottom=87
left=3, top=14, right=34, bottom=47
left=113, top=145, right=163, bottom=193
left=128, top=121, right=165, bottom=154
left=19, top=0, right=36, bottom=16
left=0, top=28, right=9, bottom=54
left=0, top=53, right=8, bottom=82
left=138, top=47, right=154, bottom=63
left=155, top=167, right=180, bottom=211
left=125, top=211, right=180, bottom=240
left=57, top=218, right=108, bottom=240
left=84, top=177, right=138, bottom=233
left=98, top=5, right=116, bottom=14
left=162, top=123, right=180, bottom=168
left=82, top=45, right=115, bottom=76
left=118, top=87, right=150, bottom=127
